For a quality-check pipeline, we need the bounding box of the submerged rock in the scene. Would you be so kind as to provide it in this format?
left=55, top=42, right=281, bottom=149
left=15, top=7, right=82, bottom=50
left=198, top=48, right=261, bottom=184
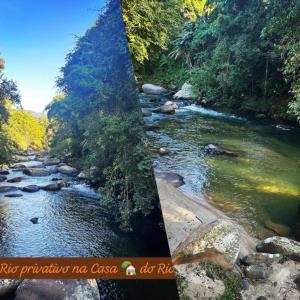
left=4, top=193, right=23, bottom=198
left=22, top=185, right=40, bottom=193
left=202, top=144, right=238, bottom=157
left=0, top=186, right=18, bottom=193
left=141, top=108, right=152, bottom=117
left=14, top=279, right=100, bottom=300
left=57, top=165, right=78, bottom=176
left=142, top=83, right=168, bottom=95
left=23, top=168, right=50, bottom=177
left=173, top=83, right=197, bottom=100
left=7, top=176, right=23, bottom=183
left=144, top=123, right=160, bottom=131
left=0, top=279, right=22, bottom=296
left=172, top=219, right=240, bottom=269
left=0, top=175, right=7, bottom=182
left=0, top=170, right=9, bottom=175
left=242, top=252, right=282, bottom=266
left=256, top=236, right=300, bottom=261
left=154, top=171, right=185, bottom=187
left=30, top=217, right=38, bottom=224
left=158, top=147, right=170, bottom=156
left=265, top=219, right=290, bottom=236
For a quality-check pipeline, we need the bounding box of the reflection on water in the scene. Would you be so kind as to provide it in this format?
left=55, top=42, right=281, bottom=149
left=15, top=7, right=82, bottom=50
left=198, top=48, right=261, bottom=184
left=0, top=164, right=179, bottom=299
left=148, top=103, right=300, bottom=239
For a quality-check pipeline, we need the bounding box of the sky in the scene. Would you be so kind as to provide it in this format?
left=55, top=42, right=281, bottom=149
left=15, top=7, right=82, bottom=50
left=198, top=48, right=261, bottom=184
left=0, top=0, right=106, bottom=112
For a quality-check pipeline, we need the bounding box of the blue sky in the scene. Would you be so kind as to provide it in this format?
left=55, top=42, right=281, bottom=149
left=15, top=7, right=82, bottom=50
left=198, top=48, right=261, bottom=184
left=0, top=0, right=106, bottom=112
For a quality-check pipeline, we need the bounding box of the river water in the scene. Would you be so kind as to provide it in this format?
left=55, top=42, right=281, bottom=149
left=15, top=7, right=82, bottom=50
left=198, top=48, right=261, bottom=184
left=0, top=160, right=178, bottom=299
left=145, top=102, right=300, bottom=240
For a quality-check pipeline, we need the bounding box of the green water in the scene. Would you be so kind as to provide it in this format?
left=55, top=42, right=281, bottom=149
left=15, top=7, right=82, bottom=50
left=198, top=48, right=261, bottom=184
left=147, top=104, right=300, bottom=239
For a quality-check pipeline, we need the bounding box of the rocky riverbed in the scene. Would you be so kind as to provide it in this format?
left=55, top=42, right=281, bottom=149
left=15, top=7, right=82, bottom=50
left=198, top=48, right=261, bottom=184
left=141, top=83, right=300, bottom=300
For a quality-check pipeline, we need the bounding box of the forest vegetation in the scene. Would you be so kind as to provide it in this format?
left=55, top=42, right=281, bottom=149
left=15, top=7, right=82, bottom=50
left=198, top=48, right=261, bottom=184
left=121, top=0, right=300, bottom=123
left=46, top=0, right=159, bottom=231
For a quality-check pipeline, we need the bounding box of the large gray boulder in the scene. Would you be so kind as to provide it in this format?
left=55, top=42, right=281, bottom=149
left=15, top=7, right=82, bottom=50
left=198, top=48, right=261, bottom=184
left=256, top=236, right=300, bottom=261
left=14, top=279, right=100, bottom=300
left=172, top=219, right=240, bottom=269
left=57, top=165, right=79, bottom=176
left=173, top=83, right=197, bottom=100
left=142, top=83, right=168, bottom=95
left=23, top=168, right=50, bottom=177
left=22, top=185, right=40, bottom=193
left=41, top=183, right=61, bottom=191
left=0, top=279, right=22, bottom=296
left=43, top=158, right=61, bottom=166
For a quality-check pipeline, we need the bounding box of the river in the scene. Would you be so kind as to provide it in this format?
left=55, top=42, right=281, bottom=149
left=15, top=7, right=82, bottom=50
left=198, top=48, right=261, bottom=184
left=0, top=158, right=178, bottom=299
left=144, top=100, right=300, bottom=240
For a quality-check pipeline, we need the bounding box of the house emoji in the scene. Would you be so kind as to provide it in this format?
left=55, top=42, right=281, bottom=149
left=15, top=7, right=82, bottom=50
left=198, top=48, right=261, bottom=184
left=126, top=264, right=136, bottom=276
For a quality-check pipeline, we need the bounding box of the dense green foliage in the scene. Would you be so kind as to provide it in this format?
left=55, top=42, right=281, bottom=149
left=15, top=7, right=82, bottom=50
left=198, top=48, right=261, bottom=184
left=121, top=0, right=208, bottom=75
left=46, top=0, right=158, bottom=230
left=123, top=0, right=300, bottom=122
left=3, top=103, right=47, bottom=151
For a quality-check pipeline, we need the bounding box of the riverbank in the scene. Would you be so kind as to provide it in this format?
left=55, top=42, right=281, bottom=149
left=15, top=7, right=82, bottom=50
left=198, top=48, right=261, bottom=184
left=155, top=177, right=300, bottom=300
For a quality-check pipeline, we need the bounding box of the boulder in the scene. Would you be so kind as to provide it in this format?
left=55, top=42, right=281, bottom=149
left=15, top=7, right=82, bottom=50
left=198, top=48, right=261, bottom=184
left=158, top=148, right=170, bottom=156
left=14, top=279, right=100, bottom=300
left=57, top=180, right=70, bottom=188
left=142, top=83, right=168, bottom=95
left=22, top=185, right=40, bottom=193
left=7, top=176, right=23, bottom=183
left=164, top=101, right=179, bottom=109
left=141, top=108, right=152, bottom=117
left=57, top=165, right=79, bottom=176
left=154, top=171, right=185, bottom=187
left=0, top=170, right=9, bottom=175
left=30, top=217, right=38, bottom=224
left=5, top=193, right=23, bottom=198
left=11, top=163, right=27, bottom=169
left=172, top=219, right=240, bottom=269
left=41, top=183, right=61, bottom=191
left=51, top=177, right=63, bottom=181
left=153, top=105, right=175, bottom=114
left=173, top=83, right=197, bottom=100
left=245, top=265, right=271, bottom=280
left=77, top=172, right=89, bottom=180
left=23, top=168, right=50, bottom=177
left=242, top=253, right=282, bottom=266
left=0, top=175, right=7, bottom=182
left=0, top=279, right=22, bottom=296
left=256, top=236, right=300, bottom=261
left=0, top=186, right=18, bottom=193
left=43, top=158, right=61, bottom=166
left=202, top=144, right=238, bottom=157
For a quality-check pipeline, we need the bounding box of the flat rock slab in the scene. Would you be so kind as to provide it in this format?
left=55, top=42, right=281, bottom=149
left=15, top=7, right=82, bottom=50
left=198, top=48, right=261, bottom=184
left=4, top=193, right=23, bottom=198
left=142, top=83, right=168, bottom=95
left=23, top=168, right=50, bottom=177
left=14, top=279, right=100, bottom=300
left=0, top=186, right=18, bottom=193
left=7, top=177, right=23, bottom=183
